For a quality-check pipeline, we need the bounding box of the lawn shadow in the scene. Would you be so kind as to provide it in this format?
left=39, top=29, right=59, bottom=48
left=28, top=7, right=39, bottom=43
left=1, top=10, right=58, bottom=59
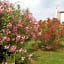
left=38, top=42, right=64, bottom=53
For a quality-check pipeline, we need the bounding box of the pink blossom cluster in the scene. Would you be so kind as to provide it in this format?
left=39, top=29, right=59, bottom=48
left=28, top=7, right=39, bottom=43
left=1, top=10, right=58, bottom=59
left=0, top=0, right=13, bottom=13
left=0, top=5, right=4, bottom=13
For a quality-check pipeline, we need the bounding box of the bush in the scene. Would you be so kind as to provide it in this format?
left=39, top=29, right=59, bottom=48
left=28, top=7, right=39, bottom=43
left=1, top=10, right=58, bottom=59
left=38, top=18, right=63, bottom=50
left=0, top=0, right=38, bottom=64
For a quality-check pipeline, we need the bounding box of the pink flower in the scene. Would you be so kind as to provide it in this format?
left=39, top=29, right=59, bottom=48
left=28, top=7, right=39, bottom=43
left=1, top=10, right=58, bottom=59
left=34, top=22, right=38, bottom=24
left=0, top=6, right=4, bottom=13
left=0, top=8, right=4, bottom=13
left=7, top=23, right=12, bottom=28
left=9, top=45, right=16, bottom=52
left=13, top=26, right=17, bottom=32
left=25, top=36, right=29, bottom=39
left=1, top=0, right=8, bottom=4
left=2, top=29, right=5, bottom=33
left=6, top=8, right=13, bottom=13
left=12, top=16, right=16, bottom=22
left=3, top=36, right=7, bottom=41
left=25, top=13, right=32, bottom=19
left=28, top=13, right=32, bottom=19
left=27, top=13, right=36, bottom=22
left=4, top=45, right=10, bottom=49
left=12, top=38, right=15, bottom=41
left=37, top=32, right=42, bottom=37
left=16, top=35, right=21, bottom=42
left=28, top=53, right=33, bottom=61
left=22, top=36, right=25, bottom=40
left=25, top=27, right=29, bottom=30
left=25, top=27, right=29, bottom=32
left=18, top=19, right=21, bottom=24
left=31, top=33, right=36, bottom=40
left=29, top=53, right=33, bottom=57
left=3, top=36, right=10, bottom=41
left=4, top=62, right=8, bottom=64
left=33, top=24, right=39, bottom=31
left=4, top=5, right=7, bottom=8
left=31, top=16, right=36, bottom=22
left=6, top=37, right=10, bottom=41
left=17, top=24, right=22, bottom=27
left=6, top=29, right=11, bottom=35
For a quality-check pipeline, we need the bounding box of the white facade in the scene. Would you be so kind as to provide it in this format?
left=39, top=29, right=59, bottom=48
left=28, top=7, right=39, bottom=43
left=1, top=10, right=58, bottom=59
left=55, top=8, right=64, bottom=23
left=60, top=13, right=64, bottom=23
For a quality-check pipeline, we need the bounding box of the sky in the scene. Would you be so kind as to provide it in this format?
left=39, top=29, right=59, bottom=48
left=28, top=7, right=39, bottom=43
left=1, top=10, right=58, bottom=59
left=9, top=0, right=64, bottom=21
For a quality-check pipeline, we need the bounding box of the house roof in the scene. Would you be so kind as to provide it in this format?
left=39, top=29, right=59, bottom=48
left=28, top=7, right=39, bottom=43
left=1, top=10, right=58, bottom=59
left=59, top=11, right=64, bottom=13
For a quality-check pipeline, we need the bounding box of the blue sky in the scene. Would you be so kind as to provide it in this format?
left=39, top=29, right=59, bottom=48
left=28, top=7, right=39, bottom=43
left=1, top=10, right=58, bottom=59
left=9, top=0, right=64, bottom=20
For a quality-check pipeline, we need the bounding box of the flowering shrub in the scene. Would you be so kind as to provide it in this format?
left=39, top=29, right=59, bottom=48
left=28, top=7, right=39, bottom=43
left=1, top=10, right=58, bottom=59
left=38, top=18, right=62, bottom=50
left=0, top=17, right=34, bottom=64
left=0, top=0, right=38, bottom=64
left=60, top=24, right=64, bottom=42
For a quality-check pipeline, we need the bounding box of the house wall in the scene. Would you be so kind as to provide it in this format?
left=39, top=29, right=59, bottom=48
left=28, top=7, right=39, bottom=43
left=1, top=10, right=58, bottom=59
left=55, top=8, right=64, bottom=23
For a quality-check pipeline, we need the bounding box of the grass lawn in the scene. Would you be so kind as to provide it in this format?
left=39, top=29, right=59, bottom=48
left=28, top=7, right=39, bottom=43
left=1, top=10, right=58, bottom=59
left=32, top=49, right=64, bottom=64
left=32, top=42, right=64, bottom=64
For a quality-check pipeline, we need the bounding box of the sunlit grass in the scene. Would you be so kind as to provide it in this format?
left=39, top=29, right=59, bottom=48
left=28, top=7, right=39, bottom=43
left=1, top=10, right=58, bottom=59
left=32, top=49, right=64, bottom=64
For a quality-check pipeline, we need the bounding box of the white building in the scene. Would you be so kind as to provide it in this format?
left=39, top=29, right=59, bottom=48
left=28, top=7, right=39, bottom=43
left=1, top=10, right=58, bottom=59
left=56, top=8, right=64, bottom=23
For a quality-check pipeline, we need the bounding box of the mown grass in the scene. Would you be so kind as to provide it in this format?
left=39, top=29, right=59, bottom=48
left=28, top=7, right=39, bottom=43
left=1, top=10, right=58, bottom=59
left=32, top=49, right=64, bottom=64
left=24, top=41, right=64, bottom=64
